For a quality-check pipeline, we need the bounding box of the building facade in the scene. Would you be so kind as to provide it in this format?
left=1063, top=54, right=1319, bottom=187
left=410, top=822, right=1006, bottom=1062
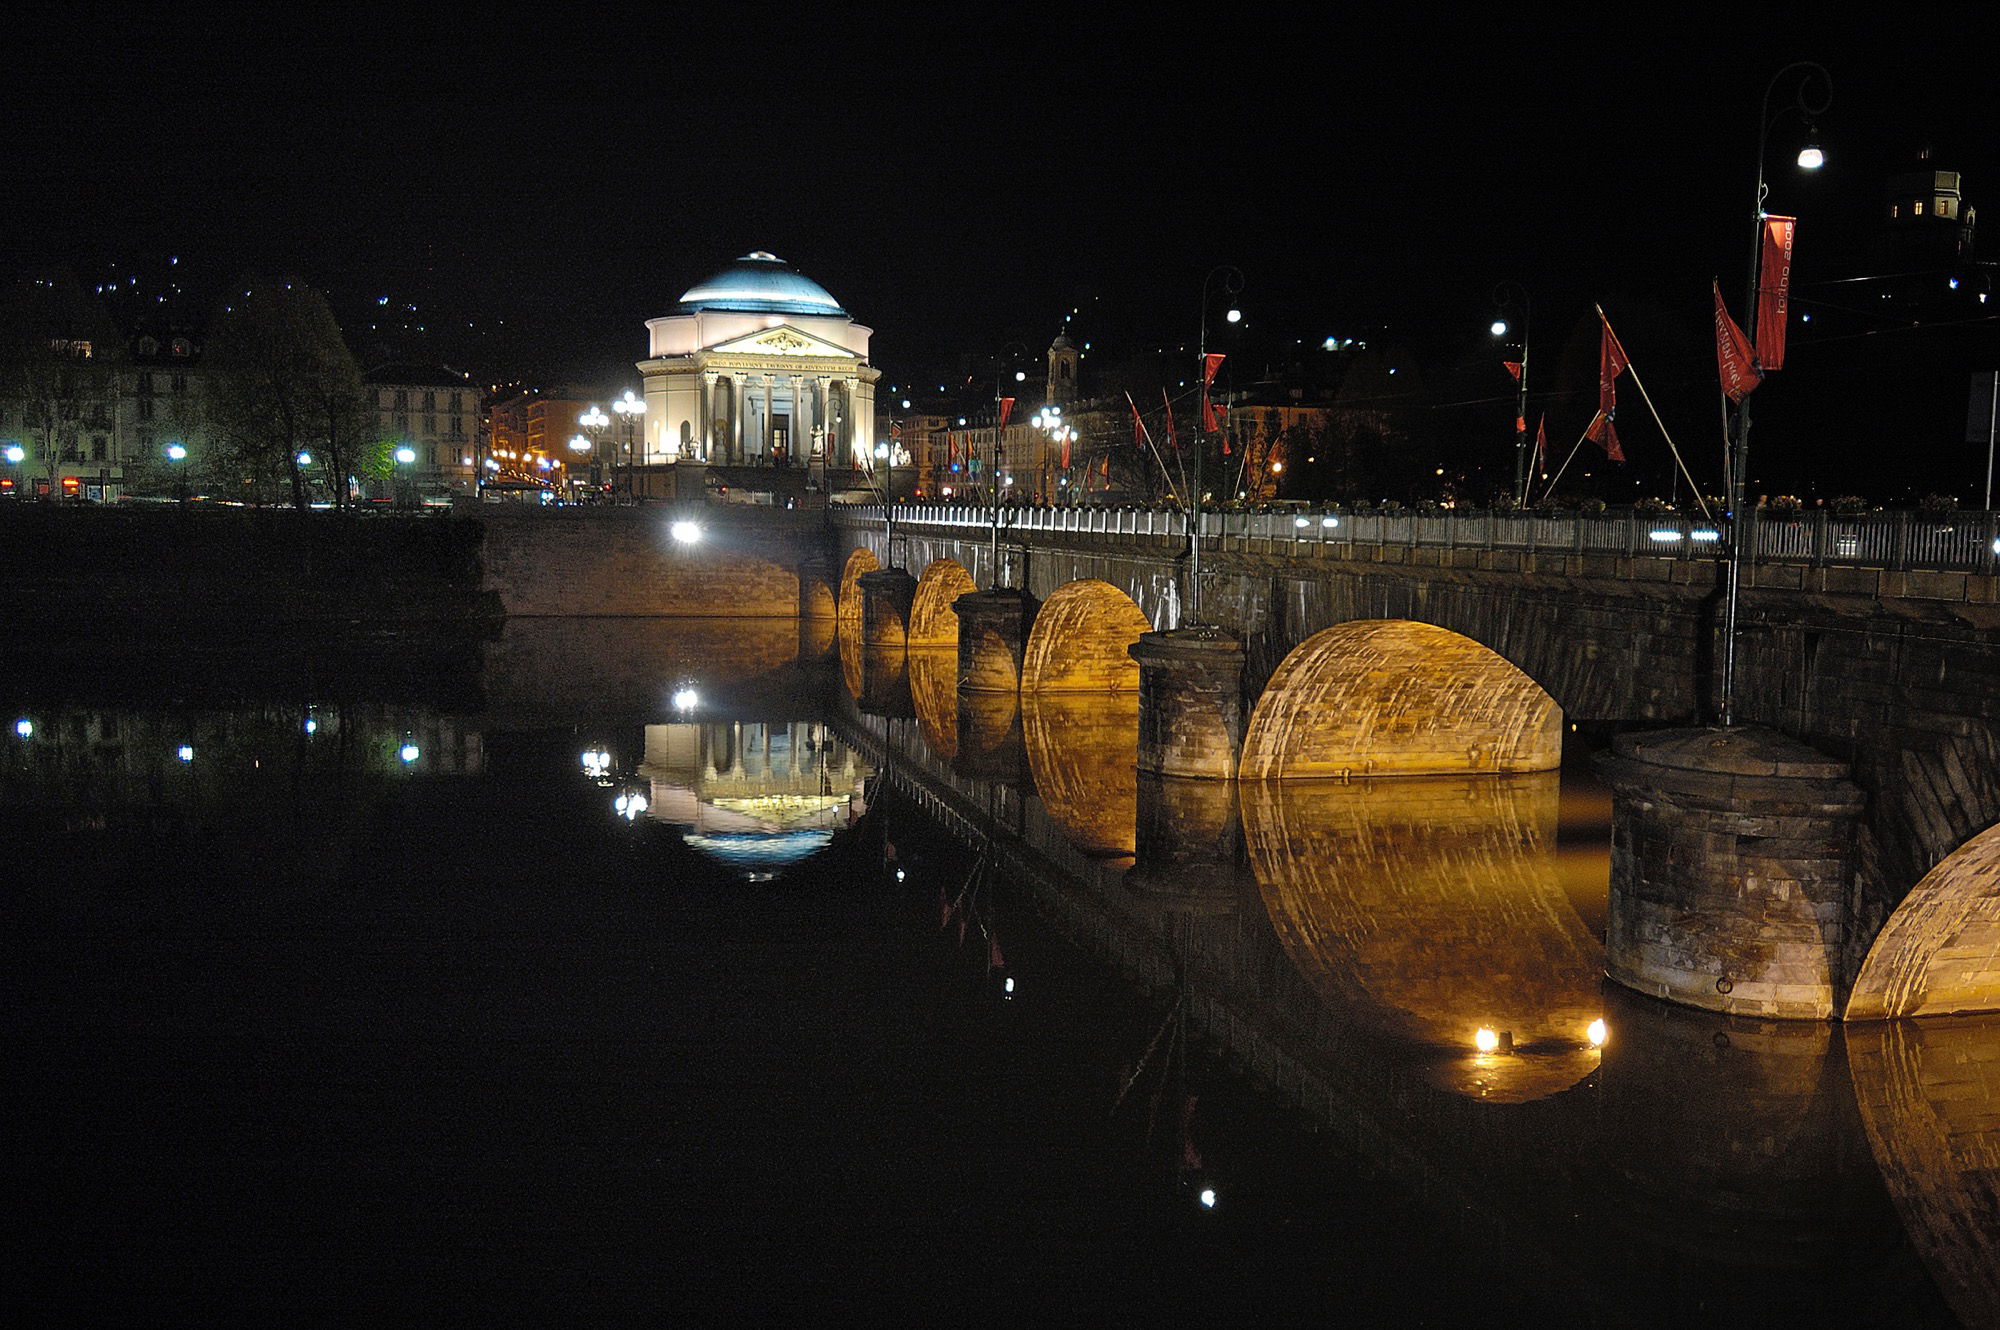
left=637, top=253, right=879, bottom=486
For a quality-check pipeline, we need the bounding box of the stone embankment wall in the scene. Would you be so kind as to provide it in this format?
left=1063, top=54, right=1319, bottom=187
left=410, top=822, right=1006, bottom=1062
left=0, top=505, right=497, bottom=633
left=478, top=506, right=825, bottom=617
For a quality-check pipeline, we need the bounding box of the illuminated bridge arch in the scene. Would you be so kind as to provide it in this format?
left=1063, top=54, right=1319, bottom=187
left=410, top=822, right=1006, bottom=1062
left=1847, top=822, right=2000, bottom=1018
left=908, top=559, right=976, bottom=647
left=1241, top=620, right=1560, bottom=779
left=836, top=547, right=878, bottom=639
left=1021, top=579, right=1151, bottom=693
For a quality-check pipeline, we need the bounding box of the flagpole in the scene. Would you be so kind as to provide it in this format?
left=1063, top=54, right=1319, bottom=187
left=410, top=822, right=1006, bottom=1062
left=1723, top=61, right=1831, bottom=727
left=1601, top=320, right=1714, bottom=521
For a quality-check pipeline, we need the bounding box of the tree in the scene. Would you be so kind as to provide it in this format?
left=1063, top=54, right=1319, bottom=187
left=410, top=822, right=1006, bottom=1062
left=203, top=277, right=372, bottom=510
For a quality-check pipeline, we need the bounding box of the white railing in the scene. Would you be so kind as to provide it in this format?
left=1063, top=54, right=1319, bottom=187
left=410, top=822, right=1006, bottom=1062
left=838, top=503, right=2000, bottom=575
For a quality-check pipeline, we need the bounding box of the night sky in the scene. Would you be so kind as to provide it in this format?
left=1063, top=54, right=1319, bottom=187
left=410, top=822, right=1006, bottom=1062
left=11, top=11, right=2000, bottom=499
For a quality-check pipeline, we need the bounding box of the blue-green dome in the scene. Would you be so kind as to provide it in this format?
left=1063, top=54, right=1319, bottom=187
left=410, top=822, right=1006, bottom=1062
left=677, top=252, right=847, bottom=317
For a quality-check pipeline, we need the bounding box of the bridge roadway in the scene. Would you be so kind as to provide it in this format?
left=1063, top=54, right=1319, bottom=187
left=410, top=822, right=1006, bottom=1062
left=823, top=503, right=2000, bottom=1023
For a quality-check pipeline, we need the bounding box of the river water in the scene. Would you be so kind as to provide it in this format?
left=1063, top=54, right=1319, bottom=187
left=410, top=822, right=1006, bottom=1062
left=5, top=617, right=1993, bottom=1327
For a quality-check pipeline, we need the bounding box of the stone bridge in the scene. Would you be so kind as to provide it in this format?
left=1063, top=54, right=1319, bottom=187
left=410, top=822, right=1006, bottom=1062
left=823, top=503, right=2000, bottom=1024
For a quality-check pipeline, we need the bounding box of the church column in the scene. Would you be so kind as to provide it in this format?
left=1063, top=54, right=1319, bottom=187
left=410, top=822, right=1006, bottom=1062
left=734, top=376, right=748, bottom=464
left=699, top=373, right=715, bottom=461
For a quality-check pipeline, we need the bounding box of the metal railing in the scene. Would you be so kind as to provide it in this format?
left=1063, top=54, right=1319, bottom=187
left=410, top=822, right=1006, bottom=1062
left=834, top=503, right=2000, bottom=575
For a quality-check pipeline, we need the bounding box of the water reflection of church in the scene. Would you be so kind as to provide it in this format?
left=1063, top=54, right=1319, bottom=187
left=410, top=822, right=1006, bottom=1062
left=638, top=721, right=871, bottom=877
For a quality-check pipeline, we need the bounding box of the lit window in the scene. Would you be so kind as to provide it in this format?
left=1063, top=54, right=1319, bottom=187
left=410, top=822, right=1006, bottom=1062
left=1915, top=200, right=1925, bottom=215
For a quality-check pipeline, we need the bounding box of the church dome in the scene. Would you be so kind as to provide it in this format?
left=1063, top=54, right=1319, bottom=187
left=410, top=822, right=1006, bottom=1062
left=676, top=251, right=847, bottom=317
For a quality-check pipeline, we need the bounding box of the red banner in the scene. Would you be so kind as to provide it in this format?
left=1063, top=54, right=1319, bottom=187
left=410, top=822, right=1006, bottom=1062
left=997, top=397, right=1015, bottom=430
left=1713, top=280, right=1760, bottom=403
left=1592, top=311, right=1630, bottom=463
left=1060, top=434, right=1071, bottom=470
left=1756, top=215, right=1795, bottom=371
left=1503, top=361, right=1522, bottom=382
left=1127, top=393, right=1146, bottom=450
left=1202, top=353, right=1227, bottom=432
left=1162, top=389, right=1179, bottom=450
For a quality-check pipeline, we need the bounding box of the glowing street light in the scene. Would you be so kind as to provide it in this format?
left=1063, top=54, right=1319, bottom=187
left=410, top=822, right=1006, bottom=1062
left=612, top=392, right=646, bottom=496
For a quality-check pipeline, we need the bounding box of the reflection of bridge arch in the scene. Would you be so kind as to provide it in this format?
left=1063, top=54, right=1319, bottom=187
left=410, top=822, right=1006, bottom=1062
left=1021, top=579, right=1150, bottom=693
left=1241, top=620, right=1560, bottom=779
left=1022, top=691, right=1137, bottom=859
left=1242, top=772, right=1602, bottom=1101
left=1847, top=822, right=2000, bottom=1018
left=836, top=548, right=878, bottom=639
left=909, top=559, right=976, bottom=647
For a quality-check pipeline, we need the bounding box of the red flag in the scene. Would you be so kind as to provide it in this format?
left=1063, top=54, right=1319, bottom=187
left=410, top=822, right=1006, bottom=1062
left=1535, top=414, right=1547, bottom=471
left=1591, top=310, right=1629, bottom=463
left=1756, top=216, right=1796, bottom=371
left=1201, top=353, right=1227, bottom=431
left=1127, top=392, right=1146, bottom=450
left=1060, top=433, right=1071, bottom=470
left=997, top=397, right=1015, bottom=430
left=988, top=934, right=1004, bottom=969
left=1503, top=361, right=1523, bottom=382
left=1100, top=453, right=1111, bottom=481
left=1713, top=279, right=1761, bottom=403
left=1162, top=389, right=1180, bottom=451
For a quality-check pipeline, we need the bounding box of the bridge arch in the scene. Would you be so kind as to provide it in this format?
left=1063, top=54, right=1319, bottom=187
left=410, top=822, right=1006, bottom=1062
left=1241, top=619, right=1560, bottom=780
left=1847, top=822, right=2000, bottom=1018
left=836, top=547, right=877, bottom=639
left=908, top=559, right=977, bottom=647
left=1021, top=579, right=1151, bottom=693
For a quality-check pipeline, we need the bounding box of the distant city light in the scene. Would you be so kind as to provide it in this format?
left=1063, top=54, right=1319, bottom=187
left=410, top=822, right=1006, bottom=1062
left=1587, top=1019, right=1608, bottom=1047
left=395, top=447, right=416, bottom=464
left=673, top=687, right=699, bottom=711
left=399, top=742, right=420, bottom=764
left=177, top=744, right=194, bottom=762
left=1474, top=1026, right=1500, bottom=1053
left=14, top=718, right=31, bottom=738
left=671, top=521, right=701, bottom=544
left=4, top=445, right=23, bottom=464
left=1198, top=1188, right=1218, bottom=1209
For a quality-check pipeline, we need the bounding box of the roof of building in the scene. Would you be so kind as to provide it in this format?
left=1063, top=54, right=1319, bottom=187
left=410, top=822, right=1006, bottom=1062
left=676, top=252, right=847, bottom=318
left=363, top=362, right=475, bottom=388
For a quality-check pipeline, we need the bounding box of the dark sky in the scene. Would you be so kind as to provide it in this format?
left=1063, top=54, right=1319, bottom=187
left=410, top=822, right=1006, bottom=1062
left=10, top=10, right=1999, bottom=494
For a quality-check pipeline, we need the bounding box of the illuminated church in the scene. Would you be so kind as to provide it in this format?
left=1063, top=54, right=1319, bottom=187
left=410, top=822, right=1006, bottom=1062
left=637, top=252, right=879, bottom=475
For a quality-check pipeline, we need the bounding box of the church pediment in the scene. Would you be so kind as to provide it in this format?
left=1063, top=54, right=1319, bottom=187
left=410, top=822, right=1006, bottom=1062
left=707, top=324, right=858, bottom=359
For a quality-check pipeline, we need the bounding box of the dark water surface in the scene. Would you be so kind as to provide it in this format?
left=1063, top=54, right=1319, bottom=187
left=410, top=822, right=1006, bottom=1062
left=4, top=619, right=1991, bottom=1327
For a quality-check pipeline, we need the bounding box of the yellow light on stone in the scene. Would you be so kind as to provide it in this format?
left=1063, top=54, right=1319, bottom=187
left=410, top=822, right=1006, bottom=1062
left=1587, top=1018, right=1608, bottom=1047
left=1474, top=1026, right=1500, bottom=1053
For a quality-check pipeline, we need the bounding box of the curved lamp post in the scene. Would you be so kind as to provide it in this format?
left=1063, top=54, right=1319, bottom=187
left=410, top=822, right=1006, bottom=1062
left=1721, top=61, right=1831, bottom=727
left=1193, top=265, right=1243, bottom=626
left=1490, top=282, right=1533, bottom=505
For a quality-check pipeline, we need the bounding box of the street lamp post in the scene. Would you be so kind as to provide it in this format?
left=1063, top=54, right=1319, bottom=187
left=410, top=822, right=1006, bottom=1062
left=612, top=391, right=646, bottom=500
left=1490, top=283, right=1533, bottom=505
left=1721, top=61, right=1831, bottom=728
left=1193, top=265, right=1243, bottom=626
left=165, top=441, right=188, bottom=506
left=578, top=405, right=611, bottom=501
left=394, top=446, right=417, bottom=509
